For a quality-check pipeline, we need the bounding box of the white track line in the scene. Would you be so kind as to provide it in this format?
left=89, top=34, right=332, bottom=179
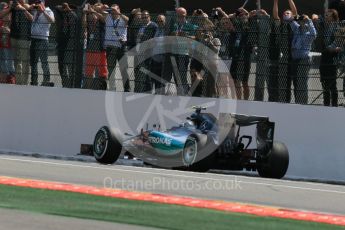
left=1, top=156, right=345, bottom=195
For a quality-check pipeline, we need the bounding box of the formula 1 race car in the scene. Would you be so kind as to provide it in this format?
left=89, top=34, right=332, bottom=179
left=93, top=107, right=289, bottom=179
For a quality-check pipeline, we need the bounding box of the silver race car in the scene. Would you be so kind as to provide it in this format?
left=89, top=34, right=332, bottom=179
left=93, top=107, right=289, bottom=179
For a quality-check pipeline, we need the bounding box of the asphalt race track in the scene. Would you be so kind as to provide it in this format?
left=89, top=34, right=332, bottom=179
left=0, top=155, right=344, bottom=216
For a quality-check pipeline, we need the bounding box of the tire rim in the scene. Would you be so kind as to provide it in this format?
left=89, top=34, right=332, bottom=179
left=183, top=139, right=197, bottom=166
left=94, top=131, right=107, bottom=157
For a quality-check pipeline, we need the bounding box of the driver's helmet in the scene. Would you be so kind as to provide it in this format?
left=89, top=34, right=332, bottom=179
left=183, top=120, right=195, bottom=127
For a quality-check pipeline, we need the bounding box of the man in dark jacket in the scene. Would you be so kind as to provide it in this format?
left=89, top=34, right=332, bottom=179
left=329, top=0, right=345, bottom=20
left=55, top=3, right=77, bottom=88
left=150, top=14, right=167, bottom=94
left=269, top=0, right=298, bottom=103
left=134, top=10, right=158, bottom=93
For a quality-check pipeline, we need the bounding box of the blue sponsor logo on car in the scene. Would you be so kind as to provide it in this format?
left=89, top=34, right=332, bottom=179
left=148, top=136, right=173, bottom=146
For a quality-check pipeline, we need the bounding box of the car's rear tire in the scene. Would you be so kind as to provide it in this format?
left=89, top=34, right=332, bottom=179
left=257, top=142, right=289, bottom=179
left=93, top=126, right=122, bottom=164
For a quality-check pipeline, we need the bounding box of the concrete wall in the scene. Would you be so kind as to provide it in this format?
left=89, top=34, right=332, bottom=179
left=0, top=84, right=344, bottom=182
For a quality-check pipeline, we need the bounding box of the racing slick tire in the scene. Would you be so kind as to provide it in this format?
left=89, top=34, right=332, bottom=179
left=257, top=141, right=289, bottom=179
left=182, top=136, right=198, bottom=167
left=93, top=126, right=122, bottom=164
left=181, top=135, right=214, bottom=172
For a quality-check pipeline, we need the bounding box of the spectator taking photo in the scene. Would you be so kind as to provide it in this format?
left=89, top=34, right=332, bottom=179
left=0, top=0, right=33, bottom=85
left=0, top=2, right=15, bottom=84
left=29, top=0, right=55, bottom=86
left=104, top=4, right=130, bottom=91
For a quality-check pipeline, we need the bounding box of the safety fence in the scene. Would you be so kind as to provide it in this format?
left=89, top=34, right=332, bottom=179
left=0, top=5, right=345, bottom=107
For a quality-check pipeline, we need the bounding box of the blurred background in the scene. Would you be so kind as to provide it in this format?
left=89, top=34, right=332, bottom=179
left=46, top=0, right=326, bottom=15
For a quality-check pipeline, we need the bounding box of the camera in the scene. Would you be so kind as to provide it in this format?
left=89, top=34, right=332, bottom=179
left=29, top=0, right=41, bottom=4
left=234, top=9, right=242, bottom=17
left=294, top=15, right=305, bottom=21
left=30, top=0, right=42, bottom=9
left=201, top=31, right=211, bottom=41
left=11, top=0, right=19, bottom=9
left=105, top=8, right=112, bottom=13
left=211, top=8, right=219, bottom=20
left=195, top=9, right=203, bottom=15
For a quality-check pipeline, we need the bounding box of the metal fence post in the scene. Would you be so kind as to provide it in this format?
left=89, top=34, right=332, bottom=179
left=73, top=5, right=85, bottom=88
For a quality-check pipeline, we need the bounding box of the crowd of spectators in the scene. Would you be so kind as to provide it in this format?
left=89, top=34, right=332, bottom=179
left=0, top=0, right=345, bottom=106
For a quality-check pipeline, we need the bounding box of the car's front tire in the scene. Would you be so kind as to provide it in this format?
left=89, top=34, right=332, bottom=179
left=181, top=135, right=214, bottom=172
left=93, top=126, right=122, bottom=164
left=182, top=136, right=198, bottom=167
left=257, top=141, right=289, bottom=179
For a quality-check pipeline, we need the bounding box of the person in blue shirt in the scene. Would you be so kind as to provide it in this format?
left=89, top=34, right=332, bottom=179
left=289, top=14, right=317, bottom=104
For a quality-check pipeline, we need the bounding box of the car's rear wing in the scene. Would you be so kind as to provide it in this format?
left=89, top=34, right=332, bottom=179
left=229, top=114, right=270, bottom=126
left=218, top=113, right=271, bottom=127
left=217, top=113, right=275, bottom=149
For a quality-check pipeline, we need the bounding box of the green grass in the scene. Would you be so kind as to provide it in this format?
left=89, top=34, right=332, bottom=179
left=0, top=184, right=342, bottom=230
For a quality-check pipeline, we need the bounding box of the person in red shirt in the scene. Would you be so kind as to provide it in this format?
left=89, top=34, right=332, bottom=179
left=82, top=3, right=108, bottom=90
left=0, top=2, right=15, bottom=84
